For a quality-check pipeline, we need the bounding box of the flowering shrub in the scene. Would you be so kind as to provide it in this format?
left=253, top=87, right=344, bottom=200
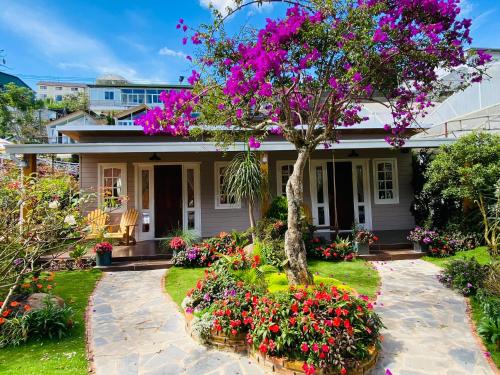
left=437, top=258, right=488, bottom=296
left=172, top=245, right=217, bottom=267
left=407, top=227, right=438, bottom=245
left=17, top=272, right=56, bottom=295
left=249, top=286, right=382, bottom=374
left=354, top=229, right=378, bottom=245
left=93, top=242, right=113, bottom=254
left=307, top=237, right=356, bottom=261
left=209, top=291, right=256, bottom=337
left=169, top=236, right=186, bottom=251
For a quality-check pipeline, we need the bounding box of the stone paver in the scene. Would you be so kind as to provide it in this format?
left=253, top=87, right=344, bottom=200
left=371, top=260, right=494, bottom=375
left=89, top=270, right=266, bottom=375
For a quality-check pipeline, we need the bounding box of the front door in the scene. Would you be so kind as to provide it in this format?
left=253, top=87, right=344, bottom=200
left=327, top=162, right=354, bottom=231
left=154, top=165, right=182, bottom=238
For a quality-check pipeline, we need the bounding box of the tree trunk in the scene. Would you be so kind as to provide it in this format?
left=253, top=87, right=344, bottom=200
left=285, top=148, right=313, bottom=285
left=248, top=201, right=256, bottom=242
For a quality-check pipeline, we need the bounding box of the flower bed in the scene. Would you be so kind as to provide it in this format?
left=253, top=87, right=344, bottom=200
left=307, top=237, right=357, bottom=261
left=408, top=227, right=481, bottom=257
left=180, top=254, right=382, bottom=375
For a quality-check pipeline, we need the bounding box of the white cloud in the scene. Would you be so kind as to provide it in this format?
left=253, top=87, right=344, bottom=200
left=0, top=2, right=138, bottom=79
left=460, top=0, right=473, bottom=17
left=199, top=0, right=236, bottom=14
left=158, top=47, right=187, bottom=59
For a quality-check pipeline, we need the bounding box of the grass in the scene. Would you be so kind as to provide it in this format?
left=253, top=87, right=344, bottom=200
left=423, top=246, right=492, bottom=268
left=165, top=258, right=380, bottom=308
left=0, top=269, right=102, bottom=375
left=469, top=297, right=500, bottom=369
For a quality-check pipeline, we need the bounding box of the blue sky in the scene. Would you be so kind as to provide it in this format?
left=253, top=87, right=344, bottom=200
left=0, top=0, right=498, bottom=88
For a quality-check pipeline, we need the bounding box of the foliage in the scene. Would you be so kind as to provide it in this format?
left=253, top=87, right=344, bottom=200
left=437, top=258, right=488, bottom=296
left=0, top=168, right=89, bottom=315
left=353, top=228, right=378, bottom=245
left=21, top=300, right=74, bottom=341
left=0, top=83, right=44, bottom=143
left=265, top=272, right=352, bottom=294
left=423, top=246, right=492, bottom=268
left=254, top=218, right=287, bottom=242
left=223, top=150, right=265, bottom=230
left=0, top=270, right=102, bottom=375
left=161, top=228, right=201, bottom=251
left=259, top=240, right=286, bottom=269
left=249, top=286, right=382, bottom=374
left=266, top=196, right=289, bottom=222
left=470, top=295, right=500, bottom=368
left=137, top=0, right=489, bottom=284
left=423, top=132, right=500, bottom=254
left=172, top=245, right=217, bottom=267
left=307, top=237, right=356, bottom=261
left=44, top=92, right=89, bottom=113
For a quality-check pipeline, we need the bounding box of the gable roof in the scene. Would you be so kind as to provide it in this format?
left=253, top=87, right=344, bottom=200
left=0, top=72, right=30, bottom=90
left=114, top=104, right=149, bottom=120
left=46, top=110, right=105, bottom=127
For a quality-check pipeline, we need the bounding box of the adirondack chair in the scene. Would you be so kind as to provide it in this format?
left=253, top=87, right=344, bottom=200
left=104, top=208, right=139, bottom=245
left=85, top=209, right=109, bottom=240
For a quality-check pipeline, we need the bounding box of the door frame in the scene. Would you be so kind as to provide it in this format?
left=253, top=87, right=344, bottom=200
left=308, top=158, right=372, bottom=231
left=134, top=162, right=201, bottom=241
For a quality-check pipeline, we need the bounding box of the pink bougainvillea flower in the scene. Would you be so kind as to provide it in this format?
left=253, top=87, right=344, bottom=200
left=386, top=369, right=393, bottom=375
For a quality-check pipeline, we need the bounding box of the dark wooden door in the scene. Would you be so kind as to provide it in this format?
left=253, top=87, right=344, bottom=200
left=154, top=165, right=182, bottom=238
left=327, top=162, right=354, bottom=230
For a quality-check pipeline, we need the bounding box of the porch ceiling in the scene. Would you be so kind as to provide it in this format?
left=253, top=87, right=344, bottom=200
left=4, top=138, right=455, bottom=155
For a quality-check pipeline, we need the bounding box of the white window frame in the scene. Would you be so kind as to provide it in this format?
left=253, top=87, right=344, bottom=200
left=214, top=161, right=241, bottom=209
left=98, top=163, right=128, bottom=212
left=276, top=161, right=295, bottom=196
left=372, top=158, right=399, bottom=204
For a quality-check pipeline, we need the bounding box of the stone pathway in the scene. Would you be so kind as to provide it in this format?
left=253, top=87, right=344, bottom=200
left=89, top=270, right=266, bottom=375
left=371, top=260, right=495, bottom=375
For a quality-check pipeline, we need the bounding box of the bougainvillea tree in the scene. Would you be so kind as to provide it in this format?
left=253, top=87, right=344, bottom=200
left=137, top=0, right=490, bottom=284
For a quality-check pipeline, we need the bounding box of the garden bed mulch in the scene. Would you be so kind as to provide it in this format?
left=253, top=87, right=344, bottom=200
left=184, top=311, right=379, bottom=375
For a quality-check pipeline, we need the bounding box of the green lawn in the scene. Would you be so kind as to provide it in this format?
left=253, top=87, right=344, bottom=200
left=0, top=269, right=102, bottom=375
left=423, top=246, right=492, bottom=268
left=165, top=259, right=380, bottom=308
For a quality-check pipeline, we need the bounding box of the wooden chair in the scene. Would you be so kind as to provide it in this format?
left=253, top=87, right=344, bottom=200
left=104, top=208, right=139, bottom=245
left=85, top=209, right=109, bottom=240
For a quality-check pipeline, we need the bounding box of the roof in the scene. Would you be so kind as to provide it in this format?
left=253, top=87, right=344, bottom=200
left=0, top=138, right=10, bottom=153
left=4, top=138, right=455, bottom=155
left=0, top=72, right=30, bottom=90
left=45, top=110, right=105, bottom=127
left=114, top=104, right=149, bottom=119
left=37, top=81, right=88, bottom=88
left=88, top=82, right=193, bottom=89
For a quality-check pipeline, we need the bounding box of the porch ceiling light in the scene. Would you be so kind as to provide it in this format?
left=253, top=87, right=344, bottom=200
left=149, top=152, right=161, bottom=161
left=348, top=149, right=359, bottom=157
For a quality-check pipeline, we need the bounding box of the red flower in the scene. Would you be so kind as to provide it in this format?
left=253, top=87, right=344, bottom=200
left=312, top=343, right=319, bottom=352
left=328, top=337, right=335, bottom=345
left=344, top=319, right=351, bottom=329
left=333, top=317, right=341, bottom=327
left=341, top=368, right=347, bottom=375
left=301, top=342, right=309, bottom=353
left=291, top=302, right=298, bottom=313
left=289, top=317, right=297, bottom=325
left=269, top=324, right=280, bottom=333
left=259, top=343, right=268, bottom=354
left=303, top=363, right=316, bottom=375
left=321, top=344, right=329, bottom=353
left=0, top=317, right=4, bottom=325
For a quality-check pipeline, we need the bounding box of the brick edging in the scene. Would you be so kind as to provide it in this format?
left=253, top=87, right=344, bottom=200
left=85, top=271, right=106, bottom=374
left=464, top=298, right=500, bottom=374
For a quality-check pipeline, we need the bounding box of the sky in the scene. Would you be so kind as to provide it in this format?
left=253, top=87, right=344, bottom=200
left=0, top=0, right=498, bottom=89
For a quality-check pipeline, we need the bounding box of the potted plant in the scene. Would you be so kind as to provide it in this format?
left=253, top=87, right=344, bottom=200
left=93, top=241, right=113, bottom=266
left=169, top=236, right=186, bottom=257
left=353, top=229, right=378, bottom=255
left=407, top=227, right=438, bottom=252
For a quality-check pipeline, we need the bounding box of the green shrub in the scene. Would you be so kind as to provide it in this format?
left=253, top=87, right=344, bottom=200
left=259, top=240, right=286, bottom=269
left=437, top=258, right=487, bottom=296
left=477, top=315, right=500, bottom=347
left=265, top=196, right=288, bottom=221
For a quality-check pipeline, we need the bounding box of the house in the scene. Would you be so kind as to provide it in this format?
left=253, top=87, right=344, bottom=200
left=37, top=81, right=88, bottom=102
left=0, top=71, right=30, bottom=90
left=45, top=110, right=105, bottom=144
left=5, top=100, right=454, bottom=245
left=87, top=74, right=191, bottom=113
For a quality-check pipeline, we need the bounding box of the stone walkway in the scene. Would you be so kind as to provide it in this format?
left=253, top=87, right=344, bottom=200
left=89, top=270, right=266, bottom=375
left=371, top=260, right=495, bottom=375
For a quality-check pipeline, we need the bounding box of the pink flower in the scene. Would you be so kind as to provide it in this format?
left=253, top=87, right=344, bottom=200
left=373, top=28, right=388, bottom=43
left=248, top=136, right=261, bottom=149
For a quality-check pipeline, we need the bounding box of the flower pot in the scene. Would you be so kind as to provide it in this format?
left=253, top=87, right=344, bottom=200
left=355, top=242, right=370, bottom=255
left=413, top=242, right=429, bottom=252
left=95, top=251, right=112, bottom=266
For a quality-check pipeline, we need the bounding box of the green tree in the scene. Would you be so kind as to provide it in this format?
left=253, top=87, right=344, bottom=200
left=45, top=91, right=89, bottom=113
left=0, top=83, right=44, bottom=143
left=424, top=132, right=500, bottom=254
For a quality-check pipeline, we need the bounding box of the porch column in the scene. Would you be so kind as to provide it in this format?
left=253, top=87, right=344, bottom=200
left=260, top=152, right=269, bottom=216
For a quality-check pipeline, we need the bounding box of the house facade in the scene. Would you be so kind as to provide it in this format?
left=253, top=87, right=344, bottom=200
left=5, top=107, right=454, bottom=243
left=37, top=81, right=88, bottom=102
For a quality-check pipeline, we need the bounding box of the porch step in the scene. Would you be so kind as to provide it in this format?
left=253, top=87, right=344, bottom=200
left=112, top=254, right=172, bottom=262
left=95, top=259, right=173, bottom=272
left=369, top=243, right=413, bottom=251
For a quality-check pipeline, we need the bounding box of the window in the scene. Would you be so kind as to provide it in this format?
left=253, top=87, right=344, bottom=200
left=98, top=163, right=127, bottom=210
left=104, top=91, right=114, bottom=100
left=276, top=161, right=294, bottom=196
left=373, top=159, right=399, bottom=204
left=55, top=86, right=62, bottom=91
left=55, top=95, right=63, bottom=102
left=71, top=87, right=79, bottom=92
left=40, top=85, right=47, bottom=90
left=214, top=162, right=240, bottom=209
